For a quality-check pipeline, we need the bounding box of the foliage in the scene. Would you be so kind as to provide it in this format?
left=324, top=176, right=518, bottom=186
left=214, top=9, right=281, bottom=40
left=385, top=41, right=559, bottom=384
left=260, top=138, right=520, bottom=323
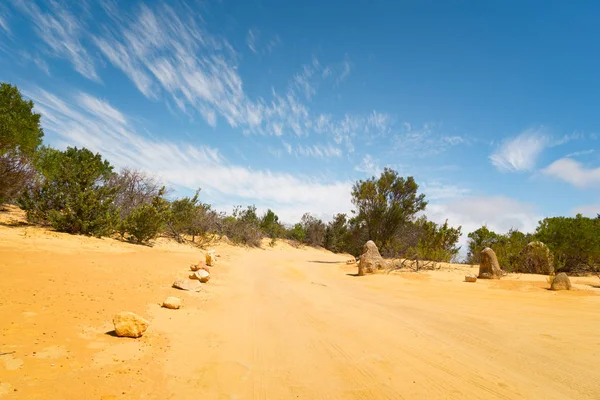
left=0, top=82, right=44, bottom=203
left=109, top=168, right=164, bottom=219
left=0, top=151, right=37, bottom=204
left=324, top=213, right=349, bottom=253
left=412, top=218, right=462, bottom=262
left=466, top=226, right=532, bottom=271
left=535, top=214, right=600, bottom=273
left=351, top=168, right=427, bottom=253
left=19, top=147, right=118, bottom=236
left=166, top=189, right=220, bottom=244
left=287, top=223, right=306, bottom=243
left=301, top=213, right=326, bottom=247
left=0, top=82, right=44, bottom=155
left=260, top=209, right=283, bottom=239
left=120, top=188, right=169, bottom=244
left=220, top=205, right=263, bottom=246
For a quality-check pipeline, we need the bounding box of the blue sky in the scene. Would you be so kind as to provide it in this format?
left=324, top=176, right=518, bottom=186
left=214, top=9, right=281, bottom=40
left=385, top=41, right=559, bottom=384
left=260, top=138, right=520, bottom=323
left=1, top=0, right=599, bottom=248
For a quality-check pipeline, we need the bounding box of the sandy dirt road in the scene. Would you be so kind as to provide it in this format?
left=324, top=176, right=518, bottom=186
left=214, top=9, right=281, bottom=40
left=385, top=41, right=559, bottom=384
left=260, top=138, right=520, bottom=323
left=1, top=217, right=599, bottom=399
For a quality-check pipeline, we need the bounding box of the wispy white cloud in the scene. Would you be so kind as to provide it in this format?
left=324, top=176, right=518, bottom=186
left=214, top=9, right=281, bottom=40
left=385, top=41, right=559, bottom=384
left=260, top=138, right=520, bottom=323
left=337, top=60, right=351, bottom=84
left=13, top=0, right=99, bottom=82
left=565, top=149, right=594, bottom=158
left=0, top=10, right=9, bottom=34
left=542, top=158, right=600, bottom=188
left=27, top=87, right=353, bottom=223
left=33, top=55, right=50, bottom=75
left=354, top=154, right=381, bottom=175
left=12, top=1, right=393, bottom=158
left=295, top=143, right=342, bottom=158
left=392, top=122, right=465, bottom=157
left=421, top=181, right=470, bottom=201
left=265, top=34, right=281, bottom=54
left=246, top=28, right=259, bottom=54
left=489, top=129, right=548, bottom=172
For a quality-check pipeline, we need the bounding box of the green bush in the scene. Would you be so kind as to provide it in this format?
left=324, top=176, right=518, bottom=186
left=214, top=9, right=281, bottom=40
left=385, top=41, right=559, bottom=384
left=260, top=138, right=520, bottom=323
left=220, top=206, right=263, bottom=246
left=119, top=188, right=169, bottom=244
left=0, top=82, right=44, bottom=203
left=19, top=147, right=118, bottom=236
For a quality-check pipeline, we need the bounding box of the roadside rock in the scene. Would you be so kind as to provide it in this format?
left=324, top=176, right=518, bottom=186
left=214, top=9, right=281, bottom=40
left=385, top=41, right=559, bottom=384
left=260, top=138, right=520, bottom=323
left=551, top=272, right=572, bottom=291
left=172, top=279, right=202, bottom=292
left=205, top=250, right=216, bottom=266
left=162, top=297, right=182, bottom=309
left=112, top=312, right=149, bottom=338
left=190, top=262, right=210, bottom=272
left=478, top=247, right=502, bottom=279
left=189, top=269, right=210, bottom=283
left=358, top=240, right=386, bottom=276
left=465, top=274, right=477, bottom=283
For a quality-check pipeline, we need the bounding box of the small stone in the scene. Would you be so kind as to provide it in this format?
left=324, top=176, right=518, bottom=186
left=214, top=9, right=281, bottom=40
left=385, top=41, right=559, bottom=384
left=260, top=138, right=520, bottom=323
left=172, top=279, right=202, bottom=292
left=190, top=269, right=210, bottom=283
left=205, top=250, right=216, bottom=266
left=190, top=262, right=209, bottom=272
left=465, top=274, right=477, bottom=283
left=112, top=312, right=149, bottom=338
left=162, top=297, right=182, bottom=309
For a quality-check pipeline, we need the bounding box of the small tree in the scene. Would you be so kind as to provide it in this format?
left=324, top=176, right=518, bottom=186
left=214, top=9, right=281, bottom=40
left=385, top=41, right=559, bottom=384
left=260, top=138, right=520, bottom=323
left=287, top=223, right=307, bottom=243
left=324, top=213, right=349, bottom=253
left=352, top=168, right=427, bottom=253
left=19, top=147, right=118, bottom=236
left=120, top=187, right=169, bottom=244
left=301, top=213, right=326, bottom=247
left=260, top=209, right=283, bottom=239
left=220, top=205, right=263, bottom=246
left=0, top=82, right=44, bottom=203
left=413, top=218, right=462, bottom=262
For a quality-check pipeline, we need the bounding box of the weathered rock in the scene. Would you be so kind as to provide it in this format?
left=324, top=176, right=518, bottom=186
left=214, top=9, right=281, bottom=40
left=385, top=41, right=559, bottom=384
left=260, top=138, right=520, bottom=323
left=465, top=274, right=477, bottom=283
left=112, top=312, right=149, bottom=338
left=516, top=241, right=554, bottom=274
left=189, top=269, right=210, bottom=283
left=358, top=240, right=387, bottom=276
left=172, top=278, right=202, bottom=292
left=551, top=272, right=572, bottom=291
left=221, top=235, right=230, bottom=243
left=190, top=262, right=210, bottom=272
left=162, top=296, right=182, bottom=309
left=478, top=247, right=502, bottom=279
left=205, top=250, right=216, bottom=266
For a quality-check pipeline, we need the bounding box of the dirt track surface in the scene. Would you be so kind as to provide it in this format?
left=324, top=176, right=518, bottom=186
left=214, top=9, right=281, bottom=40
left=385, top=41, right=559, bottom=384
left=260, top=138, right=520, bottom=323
left=1, top=213, right=599, bottom=399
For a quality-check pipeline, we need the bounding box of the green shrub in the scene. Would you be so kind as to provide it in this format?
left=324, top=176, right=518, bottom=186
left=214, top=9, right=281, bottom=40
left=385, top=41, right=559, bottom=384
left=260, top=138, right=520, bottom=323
left=19, top=147, right=118, bottom=236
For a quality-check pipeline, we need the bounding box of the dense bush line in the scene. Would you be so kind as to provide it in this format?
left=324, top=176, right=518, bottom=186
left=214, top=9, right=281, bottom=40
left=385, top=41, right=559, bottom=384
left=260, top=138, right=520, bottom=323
left=1, top=81, right=598, bottom=274
left=467, top=215, right=600, bottom=274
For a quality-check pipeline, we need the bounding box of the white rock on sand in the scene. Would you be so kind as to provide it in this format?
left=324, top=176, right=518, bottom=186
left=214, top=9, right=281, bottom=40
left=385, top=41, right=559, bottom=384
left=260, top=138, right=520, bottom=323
left=190, top=269, right=210, bottom=283
left=205, top=250, right=216, bottom=266
left=172, top=279, right=202, bottom=292
left=190, top=262, right=209, bottom=272
left=112, top=311, right=149, bottom=338
left=162, top=296, right=182, bottom=309
left=465, top=274, right=477, bottom=283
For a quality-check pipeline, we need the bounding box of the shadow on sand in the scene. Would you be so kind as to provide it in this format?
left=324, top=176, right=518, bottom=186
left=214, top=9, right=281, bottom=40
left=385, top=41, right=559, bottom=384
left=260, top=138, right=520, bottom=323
left=309, top=260, right=344, bottom=264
